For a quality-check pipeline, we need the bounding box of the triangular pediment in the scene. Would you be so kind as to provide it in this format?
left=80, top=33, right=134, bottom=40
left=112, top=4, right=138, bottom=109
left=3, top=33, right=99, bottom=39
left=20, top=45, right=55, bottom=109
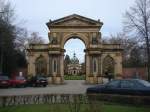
left=53, top=18, right=94, bottom=26
left=46, top=14, right=103, bottom=28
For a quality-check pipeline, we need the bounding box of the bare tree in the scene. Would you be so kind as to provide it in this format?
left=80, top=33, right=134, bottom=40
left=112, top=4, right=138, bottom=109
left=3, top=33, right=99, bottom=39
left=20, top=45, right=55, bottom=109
left=103, top=33, right=145, bottom=67
left=124, top=0, right=150, bottom=81
left=28, top=32, right=45, bottom=44
left=0, top=0, right=15, bottom=23
left=15, top=31, right=45, bottom=51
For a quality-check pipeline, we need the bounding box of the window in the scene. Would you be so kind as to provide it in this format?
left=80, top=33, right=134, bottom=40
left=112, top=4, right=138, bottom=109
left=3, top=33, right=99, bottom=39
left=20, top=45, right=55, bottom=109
left=53, top=59, right=57, bottom=73
left=137, top=79, right=150, bottom=87
left=120, top=80, right=135, bottom=88
left=0, top=76, right=9, bottom=80
left=107, top=80, right=120, bottom=88
left=93, top=58, right=97, bottom=73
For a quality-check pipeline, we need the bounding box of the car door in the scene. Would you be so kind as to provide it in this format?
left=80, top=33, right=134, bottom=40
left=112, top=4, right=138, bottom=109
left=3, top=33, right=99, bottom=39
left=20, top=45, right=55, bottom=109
left=120, top=80, right=137, bottom=95
left=102, top=80, right=121, bottom=94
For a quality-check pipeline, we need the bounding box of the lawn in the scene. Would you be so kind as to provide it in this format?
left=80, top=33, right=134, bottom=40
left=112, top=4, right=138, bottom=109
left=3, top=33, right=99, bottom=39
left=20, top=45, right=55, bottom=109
left=0, top=104, right=149, bottom=112
left=64, top=75, right=85, bottom=80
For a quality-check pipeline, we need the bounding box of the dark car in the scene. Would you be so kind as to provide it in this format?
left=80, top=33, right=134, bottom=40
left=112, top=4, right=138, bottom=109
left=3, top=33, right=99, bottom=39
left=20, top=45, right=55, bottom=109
left=27, top=76, right=48, bottom=87
left=86, top=79, right=150, bottom=96
left=10, top=76, right=27, bottom=87
left=0, top=75, right=10, bottom=88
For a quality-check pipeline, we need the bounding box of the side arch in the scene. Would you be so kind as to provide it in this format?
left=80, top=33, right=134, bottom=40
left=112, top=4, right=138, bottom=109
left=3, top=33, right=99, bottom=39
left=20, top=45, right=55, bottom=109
left=102, top=55, right=115, bottom=75
left=35, top=55, right=47, bottom=76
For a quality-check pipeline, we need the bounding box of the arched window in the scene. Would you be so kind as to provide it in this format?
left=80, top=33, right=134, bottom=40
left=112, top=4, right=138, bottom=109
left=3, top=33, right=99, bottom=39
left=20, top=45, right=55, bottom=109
left=103, top=55, right=114, bottom=75
left=93, top=58, right=97, bottom=73
left=35, top=55, right=47, bottom=75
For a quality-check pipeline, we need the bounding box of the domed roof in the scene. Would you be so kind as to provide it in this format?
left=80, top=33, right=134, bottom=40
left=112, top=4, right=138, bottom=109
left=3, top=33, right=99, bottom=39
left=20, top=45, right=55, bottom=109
left=70, top=53, right=79, bottom=64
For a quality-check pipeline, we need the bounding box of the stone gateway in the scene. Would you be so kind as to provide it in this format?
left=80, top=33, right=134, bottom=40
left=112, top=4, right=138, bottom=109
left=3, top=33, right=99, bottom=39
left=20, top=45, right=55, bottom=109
left=27, top=14, right=123, bottom=84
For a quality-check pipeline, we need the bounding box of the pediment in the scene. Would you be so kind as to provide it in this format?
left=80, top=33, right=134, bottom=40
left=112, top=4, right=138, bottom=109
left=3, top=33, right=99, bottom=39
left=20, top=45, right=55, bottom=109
left=46, top=14, right=103, bottom=28
left=54, top=18, right=93, bottom=26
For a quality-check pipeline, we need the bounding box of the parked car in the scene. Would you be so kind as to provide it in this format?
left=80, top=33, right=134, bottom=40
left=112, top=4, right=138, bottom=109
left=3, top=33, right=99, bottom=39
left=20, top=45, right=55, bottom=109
left=0, top=75, right=10, bottom=88
left=27, top=76, right=48, bottom=87
left=86, top=79, right=150, bottom=96
left=10, top=76, right=27, bottom=87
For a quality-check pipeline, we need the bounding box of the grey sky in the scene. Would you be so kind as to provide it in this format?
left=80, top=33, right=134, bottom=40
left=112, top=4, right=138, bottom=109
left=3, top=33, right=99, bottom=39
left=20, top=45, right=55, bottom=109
left=10, top=0, right=135, bottom=62
left=64, top=38, right=85, bottom=63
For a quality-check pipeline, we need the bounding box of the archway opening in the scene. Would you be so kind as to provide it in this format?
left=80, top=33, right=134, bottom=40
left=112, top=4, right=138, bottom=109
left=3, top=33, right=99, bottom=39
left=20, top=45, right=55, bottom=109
left=103, top=55, right=115, bottom=78
left=35, top=55, right=47, bottom=76
left=64, top=37, right=86, bottom=80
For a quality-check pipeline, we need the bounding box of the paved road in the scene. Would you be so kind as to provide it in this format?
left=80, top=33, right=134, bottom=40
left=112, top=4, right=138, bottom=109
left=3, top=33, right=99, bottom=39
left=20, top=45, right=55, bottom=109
left=0, top=80, right=101, bottom=96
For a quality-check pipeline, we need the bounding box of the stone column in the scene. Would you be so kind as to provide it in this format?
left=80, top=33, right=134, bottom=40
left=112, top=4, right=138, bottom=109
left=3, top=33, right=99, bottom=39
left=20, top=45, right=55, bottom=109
left=27, top=56, right=31, bottom=76
left=115, top=56, right=122, bottom=79
left=98, top=56, right=101, bottom=75
left=97, top=56, right=103, bottom=83
left=47, top=55, right=52, bottom=84
left=86, top=53, right=96, bottom=84
left=27, top=56, right=34, bottom=76
left=60, top=54, right=64, bottom=82
left=49, top=55, right=52, bottom=76
left=28, top=56, right=35, bottom=76
left=85, top=54, right=90, bottom=76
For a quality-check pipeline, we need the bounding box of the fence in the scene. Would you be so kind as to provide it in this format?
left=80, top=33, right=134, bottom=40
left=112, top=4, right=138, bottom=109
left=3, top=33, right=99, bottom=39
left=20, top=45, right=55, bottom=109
left=0, top=94, right=88, bottom=107
left=0, top=94, right=150, bottom=107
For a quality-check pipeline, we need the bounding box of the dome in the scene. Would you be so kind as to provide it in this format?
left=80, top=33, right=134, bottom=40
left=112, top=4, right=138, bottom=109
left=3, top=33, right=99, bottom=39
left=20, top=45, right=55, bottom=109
left=70, top=53, right=79, bottom=64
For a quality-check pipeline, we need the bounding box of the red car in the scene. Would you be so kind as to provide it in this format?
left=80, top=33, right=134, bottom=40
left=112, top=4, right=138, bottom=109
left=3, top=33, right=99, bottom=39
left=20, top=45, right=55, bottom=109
left=10, top=76, right=27, bottom=87
left=0, top=75, right=11, bottom=88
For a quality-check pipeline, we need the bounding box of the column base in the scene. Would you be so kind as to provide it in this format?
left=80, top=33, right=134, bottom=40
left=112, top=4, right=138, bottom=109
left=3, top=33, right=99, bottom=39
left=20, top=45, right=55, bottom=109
left=52, top=76, right=64, bottom=84
left=86, top=76, right=103, bottom=84
left=116, top=76, right=122, bottom=79
left=97, top=76, right=103, bottom=83
left=47, top=77, right=53, bottom=84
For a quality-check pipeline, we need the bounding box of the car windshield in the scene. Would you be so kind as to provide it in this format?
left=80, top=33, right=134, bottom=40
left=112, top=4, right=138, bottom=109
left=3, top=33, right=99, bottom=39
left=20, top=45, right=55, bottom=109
left=138, top=80, right=150, bottom=87
left=0, top=76, right=9, bottom=80
left=16, top=77, right=25, bottom=80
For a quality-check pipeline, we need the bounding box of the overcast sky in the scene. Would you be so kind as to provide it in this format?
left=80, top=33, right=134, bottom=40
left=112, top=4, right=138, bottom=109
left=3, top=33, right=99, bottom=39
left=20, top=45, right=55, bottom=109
left=10, top=0, right=135, bottom=62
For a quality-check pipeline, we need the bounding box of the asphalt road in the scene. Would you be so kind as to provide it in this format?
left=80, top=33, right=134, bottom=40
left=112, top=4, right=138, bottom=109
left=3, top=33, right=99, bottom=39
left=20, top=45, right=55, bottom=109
left=0, top=80, right=99, bottom=96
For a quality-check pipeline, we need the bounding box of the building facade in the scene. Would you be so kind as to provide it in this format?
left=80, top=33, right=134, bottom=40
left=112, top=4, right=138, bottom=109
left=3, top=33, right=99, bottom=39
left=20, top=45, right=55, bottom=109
left=27, top=14, right=123, bottom=84
left=67, top=53, right=82, bottom=75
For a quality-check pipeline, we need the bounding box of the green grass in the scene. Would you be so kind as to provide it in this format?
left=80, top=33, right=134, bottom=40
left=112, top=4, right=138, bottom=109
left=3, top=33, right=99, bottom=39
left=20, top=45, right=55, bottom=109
left=0, top=104, right=149, bottom=112
left=64, top=75, right=85, bottom=80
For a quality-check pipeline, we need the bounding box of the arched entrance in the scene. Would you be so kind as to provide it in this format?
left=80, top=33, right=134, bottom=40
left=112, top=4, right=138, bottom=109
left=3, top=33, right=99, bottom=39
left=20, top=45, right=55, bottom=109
left=64, top=37, right=85, bottom=77
left=27, top=14, right=123, bottom=84
left=48, top=27, right=103, bottom=84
